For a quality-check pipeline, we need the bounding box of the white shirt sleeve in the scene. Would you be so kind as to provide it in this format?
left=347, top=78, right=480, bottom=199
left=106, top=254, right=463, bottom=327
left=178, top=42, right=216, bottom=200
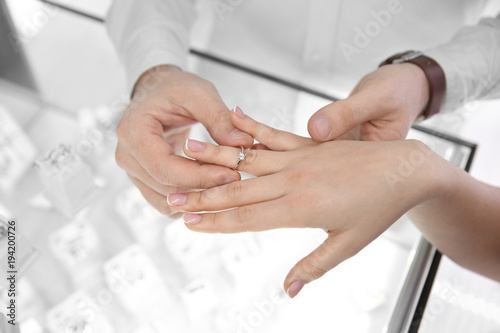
left=106, top=0, right=196, bottom=94
left=424, top=13, right=500, bottom=113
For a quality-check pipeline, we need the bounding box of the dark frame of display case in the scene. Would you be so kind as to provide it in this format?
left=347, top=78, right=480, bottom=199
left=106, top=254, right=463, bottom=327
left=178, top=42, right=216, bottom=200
left=29, top=2, right=478, bottom=331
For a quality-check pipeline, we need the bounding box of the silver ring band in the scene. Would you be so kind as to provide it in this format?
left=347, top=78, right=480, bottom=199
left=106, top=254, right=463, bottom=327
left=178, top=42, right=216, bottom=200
left=233, top=146, right=246, bottom=170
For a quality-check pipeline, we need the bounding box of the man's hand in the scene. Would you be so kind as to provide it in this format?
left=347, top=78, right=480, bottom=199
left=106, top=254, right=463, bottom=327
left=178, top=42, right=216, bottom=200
left=308, top=63, right=430, bottom=141
left=115, top=65, right=253, bottom=215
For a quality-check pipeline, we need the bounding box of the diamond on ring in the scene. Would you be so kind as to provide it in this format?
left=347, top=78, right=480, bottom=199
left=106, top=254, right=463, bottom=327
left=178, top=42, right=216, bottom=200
left=233, top=146, right=246, bottom=170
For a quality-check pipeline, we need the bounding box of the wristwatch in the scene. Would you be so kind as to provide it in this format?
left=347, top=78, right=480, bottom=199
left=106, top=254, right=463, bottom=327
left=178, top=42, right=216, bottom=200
left=379, top=50, right=446, bottom=120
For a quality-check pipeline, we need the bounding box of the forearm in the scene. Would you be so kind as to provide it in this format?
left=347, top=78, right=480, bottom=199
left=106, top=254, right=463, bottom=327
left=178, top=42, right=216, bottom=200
left=408, top=160, right=500, bottom=281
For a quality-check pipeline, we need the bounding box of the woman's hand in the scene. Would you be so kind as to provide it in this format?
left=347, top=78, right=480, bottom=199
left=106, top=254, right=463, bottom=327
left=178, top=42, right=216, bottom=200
left=167, top=107, right=451, bottom=298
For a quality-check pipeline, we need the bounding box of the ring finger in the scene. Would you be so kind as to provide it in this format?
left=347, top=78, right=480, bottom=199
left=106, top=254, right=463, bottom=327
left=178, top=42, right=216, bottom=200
left=183, top=139, right=288, bottom=176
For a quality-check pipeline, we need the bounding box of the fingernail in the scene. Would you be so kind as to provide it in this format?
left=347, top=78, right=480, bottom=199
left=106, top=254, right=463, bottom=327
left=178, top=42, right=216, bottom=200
left=167, top=193, right=186, bottom=206
left=286, top=281, right=304, bottom=298
left=183, top=213, right=201, bottom=224
left=185, top=139, right=204, bottom=152
left=230, top=129, right=249, bottom=140
left=221, top=177, right=237, bottom=185
left=312, top=116, right=331, bottom=140
left=233, top=106, right=246, bottom=118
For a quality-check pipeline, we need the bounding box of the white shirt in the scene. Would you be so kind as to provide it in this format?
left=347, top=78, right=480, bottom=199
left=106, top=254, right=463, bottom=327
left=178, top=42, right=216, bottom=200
left=106, top=0, right=500, bottom=114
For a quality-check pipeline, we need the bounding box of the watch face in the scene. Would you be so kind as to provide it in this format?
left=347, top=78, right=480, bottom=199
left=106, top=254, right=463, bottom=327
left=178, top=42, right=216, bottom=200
left=393, top=51, right=423, bottom=64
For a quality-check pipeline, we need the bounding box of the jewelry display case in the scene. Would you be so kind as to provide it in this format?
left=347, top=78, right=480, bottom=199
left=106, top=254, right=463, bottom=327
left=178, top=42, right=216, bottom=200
left=1, top=1, right=497, bottom=333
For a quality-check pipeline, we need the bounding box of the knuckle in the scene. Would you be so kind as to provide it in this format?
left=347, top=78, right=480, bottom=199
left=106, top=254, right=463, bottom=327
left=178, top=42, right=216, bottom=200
left=333, top=100, right=361, bottom=130
left=195, top=77, right=216, bottom=92
left=408, top=139, right=431, bottom=153
left=330, top=233, right=361, bottom=260
left=210, top=109, right=231, bottom=134
left=210, top=211, right=222, bottom=230
left=114, top=149, right=127, bottom=170
left=212, top=144, right=223, bottom=158
left=243, top=149, right=258, bottom=166
left=226, top=181, right=245, bottom=202
left=257, top=122, right=279, bottom=141
left=236, top=206, right=253, bottom=226
left=192, top=173, right=205, bottom=190
left=346, top=102, right=362, bottom=127
left=156, top=162, right=172, bottom=185
left=116, top=120, right=128, bottom=144
left=190, top=191, right=207, bottom=210
left=143, top=156, right=174, bottom=186
left=269, top=126, right=283, bottom=138
left=204, top=185, right=222, bottom=201
left=302, top=257, right=329, bottom=280
left=133, top=138, right=146, bottom=155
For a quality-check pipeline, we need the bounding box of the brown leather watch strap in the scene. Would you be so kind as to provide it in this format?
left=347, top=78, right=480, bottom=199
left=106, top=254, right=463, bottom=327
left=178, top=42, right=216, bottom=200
left=380, top=50, right=446, bottom=119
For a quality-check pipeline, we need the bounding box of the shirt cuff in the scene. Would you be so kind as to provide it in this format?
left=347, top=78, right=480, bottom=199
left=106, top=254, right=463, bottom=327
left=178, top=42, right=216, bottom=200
left=423, top=48, right=463, bottom=114
left=125, top=45, right=188, bottom=96
left=424, top=15, right=500, bottom=114
left=122, top=27, right=189, bottom=95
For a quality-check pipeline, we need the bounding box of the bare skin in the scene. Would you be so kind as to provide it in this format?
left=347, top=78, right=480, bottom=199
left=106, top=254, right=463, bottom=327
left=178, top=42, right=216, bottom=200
left=115, top=65, right=253, bottom=215
left=167, top=110, right=500, bottom=297
left=116, top=63, right=427, bottom=214
left=117, top=62, right=500, bottom=298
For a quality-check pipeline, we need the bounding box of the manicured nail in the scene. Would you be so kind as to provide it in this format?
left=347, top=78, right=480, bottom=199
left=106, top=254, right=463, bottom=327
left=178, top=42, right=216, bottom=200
left=183, top=213, right=201, bottom=224
left=230, top=129, right=248, bottom=140
left=221, top=177, right=237, bottom=185
left=233, top=106, right=246, bottom=118
left=312, top=116, right=331, bottom=140
left=286, top=281, right=304, bottom=298
left=185, top=139, right=204, bottom=152
left=167, top=193, right=186, bottom=206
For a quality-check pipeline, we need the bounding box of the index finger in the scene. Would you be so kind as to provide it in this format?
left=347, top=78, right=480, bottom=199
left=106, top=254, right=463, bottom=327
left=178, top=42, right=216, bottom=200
left=183, top=139, right=288, bottom=176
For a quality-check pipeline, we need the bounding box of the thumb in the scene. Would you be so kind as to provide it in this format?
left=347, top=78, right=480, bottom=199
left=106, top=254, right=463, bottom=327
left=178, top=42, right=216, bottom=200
left=284, top=232, right=358, bottom=298
left=308, top=93, right=376, bottom=142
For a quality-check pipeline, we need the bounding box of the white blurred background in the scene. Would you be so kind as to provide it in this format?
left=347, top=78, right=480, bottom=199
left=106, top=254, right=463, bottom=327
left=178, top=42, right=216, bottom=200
left=0, top=1, right=499, bottom=332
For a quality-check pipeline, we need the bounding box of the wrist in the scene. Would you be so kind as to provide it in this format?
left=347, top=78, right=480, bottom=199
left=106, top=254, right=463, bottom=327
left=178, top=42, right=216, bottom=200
left=380, top=51, right=446, bottom=121
left=400, top=63, right=430, bottom=122
left=132, top=65, right=182, bottom=98
left=407, top=140, right=456, bottom=207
